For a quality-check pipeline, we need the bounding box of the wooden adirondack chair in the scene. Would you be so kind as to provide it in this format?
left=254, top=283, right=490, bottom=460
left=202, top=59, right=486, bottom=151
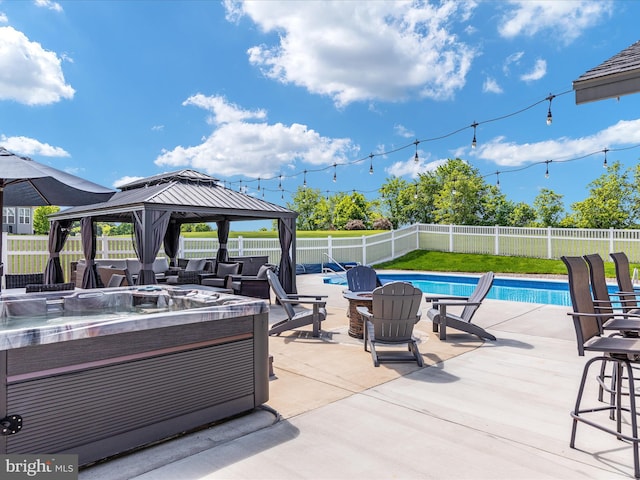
left=425, top=272, right=496, bottom=341
left=346, top=265, right=381, bottom=292
left=267, top=270, right=327, bottom=337
left=357, top=281, right=423, bottom=367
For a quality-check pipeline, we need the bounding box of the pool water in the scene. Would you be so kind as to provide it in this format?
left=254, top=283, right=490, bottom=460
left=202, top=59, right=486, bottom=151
left=323, top=272, right=619, bottom=307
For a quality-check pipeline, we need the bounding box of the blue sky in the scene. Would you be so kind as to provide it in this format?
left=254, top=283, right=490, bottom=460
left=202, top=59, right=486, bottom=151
left=1, top=0, right=640, bottom=227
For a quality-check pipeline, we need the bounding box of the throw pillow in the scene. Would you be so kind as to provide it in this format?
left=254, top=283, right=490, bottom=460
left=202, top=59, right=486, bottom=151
left=217, top=262, right=239, bottom=276
left=256, top=264, right=273, bottom=279
left=185, top=259, right=206, bottom=271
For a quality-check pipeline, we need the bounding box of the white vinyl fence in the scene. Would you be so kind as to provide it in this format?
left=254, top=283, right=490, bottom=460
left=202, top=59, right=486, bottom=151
left=4, top=224, right=640, bottom=282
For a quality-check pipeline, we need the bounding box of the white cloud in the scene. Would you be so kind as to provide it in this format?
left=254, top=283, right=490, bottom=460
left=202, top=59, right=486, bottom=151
left=0, top=135, right=70, bottom=157
left=502, top=51, right=523, bottom=76
left=0, top=13, right=8, bottom=24
left=386, top=151, right=446, bottom=178
left=520, top=58, right=546, bottom=82
left=0, top=26, right=74, bottom=105
left=475, top=118, right=640, bottom=167
left=34, top=0, right=63, bottom=12
left=227, top=1, right=478, bottom=107
left=498, top=0, right=613, bottom=44
left=113, top=176, right=144, bottom=189
left=183, top=94, right=266, bottom=125
left=151, top=125, right=164, bottom=131
left=155, top=95, right=356, bottom=178
left=394, top=124, right=414, bottom=139
left=483, top=77, right=503, bottom=94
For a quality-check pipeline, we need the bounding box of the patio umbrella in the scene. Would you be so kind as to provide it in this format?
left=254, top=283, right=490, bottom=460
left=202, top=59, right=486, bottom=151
left=0, top=147, right=114, bottom=285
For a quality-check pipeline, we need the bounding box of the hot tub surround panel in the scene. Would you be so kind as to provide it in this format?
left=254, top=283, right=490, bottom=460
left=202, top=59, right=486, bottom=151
left=0, top=286, right=269, bottom=466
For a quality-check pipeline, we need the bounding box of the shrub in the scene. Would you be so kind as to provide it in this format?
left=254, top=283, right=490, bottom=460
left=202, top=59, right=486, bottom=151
left=344, top=219, right=366, bottom=230
left=372, top=218, right=393, bottom=230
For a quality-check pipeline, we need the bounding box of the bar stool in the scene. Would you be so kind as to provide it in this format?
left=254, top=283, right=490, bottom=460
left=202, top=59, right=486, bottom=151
left=563, top=256, right=640, bottom=479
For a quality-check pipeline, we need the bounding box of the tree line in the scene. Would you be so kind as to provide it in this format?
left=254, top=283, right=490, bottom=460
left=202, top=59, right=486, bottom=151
left=288, top=158, right=640, bottom=230
left=31, top=157, right=640, bottom=234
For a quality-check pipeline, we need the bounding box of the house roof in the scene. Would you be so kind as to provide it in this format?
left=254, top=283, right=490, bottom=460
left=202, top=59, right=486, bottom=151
left=573, top=40, right=640, bottom=104
left=49, top=169, right=297, bottom=223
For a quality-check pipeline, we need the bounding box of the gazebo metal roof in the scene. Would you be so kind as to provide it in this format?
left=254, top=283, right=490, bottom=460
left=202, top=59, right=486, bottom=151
left=50, top=169, right=296, bottom=223
left=573, top=40, right=640, bottom=104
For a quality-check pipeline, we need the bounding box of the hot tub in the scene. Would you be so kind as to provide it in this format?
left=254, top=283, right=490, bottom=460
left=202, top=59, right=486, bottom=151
left=0, top=286, right=269, bottom=466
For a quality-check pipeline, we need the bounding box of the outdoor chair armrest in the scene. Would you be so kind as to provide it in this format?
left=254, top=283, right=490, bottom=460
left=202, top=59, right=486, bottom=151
left=278, top=297, right=327, bottom=306
left=356, top=306, right=373, bottom=318
left=286, top=294, right=328, bottom=300
left=424, top=294, right=471, bottom=302
left=567, top=311, right=640, bottom=319
left=431, top=300, right=482, bottom=307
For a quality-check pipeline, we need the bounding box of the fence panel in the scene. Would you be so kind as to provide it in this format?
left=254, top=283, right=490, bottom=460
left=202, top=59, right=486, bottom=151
left=7, top=224, right=640, bottom=282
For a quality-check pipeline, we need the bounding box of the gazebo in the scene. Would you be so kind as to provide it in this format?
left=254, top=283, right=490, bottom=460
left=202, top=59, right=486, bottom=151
left=573, top=40, right=640, bottom=104
left=48, top=169, right=299, bottom=293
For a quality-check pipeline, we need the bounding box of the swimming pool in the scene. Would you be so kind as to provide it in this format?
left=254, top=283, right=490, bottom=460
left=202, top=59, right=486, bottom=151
left=323, top=272, right=618, bottom=307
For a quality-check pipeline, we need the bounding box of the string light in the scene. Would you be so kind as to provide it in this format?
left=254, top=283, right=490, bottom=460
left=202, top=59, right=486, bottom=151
left=414, top=140, right=419, bottom=163
left=333, top=162, right=337, bottom=182
left=303, top=169, right=307, bottom=188
left=239, top=179, right=243, bottom=193
left=219, top=90, right=640, bottom=199
left=369, top=154, right=374, bottom=174
left=471, top=122, right=478, bottom=149
left=414, top=183, right=419, bottom=199
left=496, top=171, right=500, bottom=189
left=546, top=93, right=555, bottom=125
left=257, top=177, right=261, bottom=192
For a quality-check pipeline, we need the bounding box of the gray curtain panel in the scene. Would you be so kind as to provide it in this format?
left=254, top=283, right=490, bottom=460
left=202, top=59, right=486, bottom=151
left=278, top=217, right=296, bottom=294
left=216, top=219, right=230, bottom=263
left=43, top=219, right=72, bottom=284
left=133, top=210, right=171, bottom=285
left=81, top=216, right=98, bottom=289
left=163, top=220, right=181, bottom=267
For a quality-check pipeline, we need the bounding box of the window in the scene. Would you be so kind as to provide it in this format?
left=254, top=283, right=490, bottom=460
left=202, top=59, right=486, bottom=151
left=18, top=208, right=31, bottom=225
left=3, top=207, right=15, bottom=225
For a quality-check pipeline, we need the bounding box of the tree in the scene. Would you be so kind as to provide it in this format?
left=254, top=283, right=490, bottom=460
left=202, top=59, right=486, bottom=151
left=432, top=159, right=488, bottom=225
left=33, top=206, right=60, bottom=235
left=333, top=191, right=372, bottom=229
left=288, top=187, right=328, bottom=230
left=570, top=161, right=633, bottom=228
left=533, top=188, right=565, bottom=227
left=379, top=177, right=411, bottom=228
left=481, top=185, right=515, bottom=226
left=509, top=202, right=536, bottom=227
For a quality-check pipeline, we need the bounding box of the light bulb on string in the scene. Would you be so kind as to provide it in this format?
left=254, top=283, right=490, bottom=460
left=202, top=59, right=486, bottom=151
left=303, top=169, right=307, bottom=188
left=239, top=179, right=243, bottom=193
left=471, top=122, right=478, bottom=149
left=369, top=154, right=374, bottom=174
left=414, top=183, right=419, bottom=199
left=333, top=163, right=337, bottom=182
left=278, top=175, right=282, bottom=191
left=496, top=171, right=500, bottom=189
left=414, top=140, right=420, bottom=163
left=603, top=148, right=609, bottom=168
left=546, top=93, right=554, bottom=125
left=545, top=160, right=550, bottom=179
left=257, top=177, right=261, bottom=192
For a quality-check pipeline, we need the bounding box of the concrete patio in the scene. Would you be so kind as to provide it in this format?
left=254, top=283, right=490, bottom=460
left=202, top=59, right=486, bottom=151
left=80, top=272, right=637, bottom=479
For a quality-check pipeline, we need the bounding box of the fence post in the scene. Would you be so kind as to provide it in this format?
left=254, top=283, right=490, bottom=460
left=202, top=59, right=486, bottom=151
left=362, top=235, right=366, bottom=265
left=391, top=229, right=395, bottom=259
left=178, top=236, right=185, bottom=259
left=238, top=236, right=244, bottom=256
left=1, top=232, right=6, bottom=274
left=494, top=225, right=499, bottom=255
left=547, top=226, right=552, bottom=259
left=328, top=236, right=333, bottom=261
left=449, top=224, right=454, bottom=252
left=609, top=228, right=614, bottom=253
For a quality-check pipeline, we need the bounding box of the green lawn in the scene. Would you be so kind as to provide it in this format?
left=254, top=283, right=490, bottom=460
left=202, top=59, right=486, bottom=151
left=181, top=230, right=387, bottom=239
left=373, top=250, right=628, bottom=278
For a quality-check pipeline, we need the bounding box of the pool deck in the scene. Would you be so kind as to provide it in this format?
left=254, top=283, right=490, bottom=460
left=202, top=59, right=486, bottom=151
left=80, top=271, right=638, bottom=479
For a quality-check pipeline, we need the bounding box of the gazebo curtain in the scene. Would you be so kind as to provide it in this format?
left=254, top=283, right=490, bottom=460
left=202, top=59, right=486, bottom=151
left=133, top=210, right=171, bottom=285
left=278, top=217, right=297, bottom=294
left=163, top=220, right=181, bottom=267
left=80, top=216, right=98, bottom=289
left=43, top=219, right=72, bottom=284
left=216, top=219, right=230, bottom=263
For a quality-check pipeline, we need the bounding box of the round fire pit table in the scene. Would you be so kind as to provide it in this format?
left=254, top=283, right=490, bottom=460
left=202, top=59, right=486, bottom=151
left=342, top=290, right=374, bottom=338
